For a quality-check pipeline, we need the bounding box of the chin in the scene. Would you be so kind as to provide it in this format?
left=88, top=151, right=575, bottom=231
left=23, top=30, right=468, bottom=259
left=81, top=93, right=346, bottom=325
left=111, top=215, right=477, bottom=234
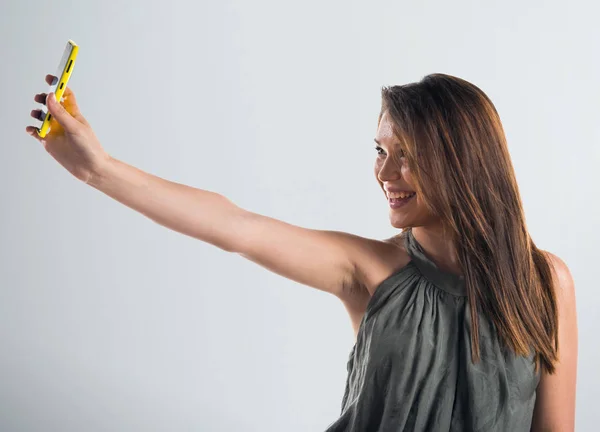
left=389, top=215, right=412, bottom=230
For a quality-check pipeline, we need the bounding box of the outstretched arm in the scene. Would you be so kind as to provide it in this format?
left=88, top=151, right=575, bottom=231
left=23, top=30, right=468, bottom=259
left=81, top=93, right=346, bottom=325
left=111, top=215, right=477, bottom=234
left=27, top=77, right=373, bottom=302
left=90, top=157, right=369, bottom=297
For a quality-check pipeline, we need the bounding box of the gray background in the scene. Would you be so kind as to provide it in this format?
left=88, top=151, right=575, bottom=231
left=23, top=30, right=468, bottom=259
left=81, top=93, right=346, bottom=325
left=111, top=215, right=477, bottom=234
left=2, top=0, right=598, bottom=430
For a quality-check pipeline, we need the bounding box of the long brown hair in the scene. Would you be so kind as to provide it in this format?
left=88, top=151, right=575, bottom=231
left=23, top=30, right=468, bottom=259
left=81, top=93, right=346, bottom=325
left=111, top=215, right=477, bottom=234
left=380, top=73, right=559, bottom=373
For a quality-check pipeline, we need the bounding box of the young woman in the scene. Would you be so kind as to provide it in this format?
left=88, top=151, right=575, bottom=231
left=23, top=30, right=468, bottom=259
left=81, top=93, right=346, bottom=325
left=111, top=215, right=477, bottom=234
left=26, top=73, right=577, bottom=431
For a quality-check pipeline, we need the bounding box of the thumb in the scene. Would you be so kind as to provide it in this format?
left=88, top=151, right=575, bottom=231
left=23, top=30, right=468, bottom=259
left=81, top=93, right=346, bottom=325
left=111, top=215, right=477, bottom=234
left=47, top=92, right=80, bottom=133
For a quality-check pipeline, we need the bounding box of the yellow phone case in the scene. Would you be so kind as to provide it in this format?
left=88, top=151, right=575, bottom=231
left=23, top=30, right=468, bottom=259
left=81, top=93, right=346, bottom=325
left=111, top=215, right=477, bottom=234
left=37, top=40, right=79, bottom=138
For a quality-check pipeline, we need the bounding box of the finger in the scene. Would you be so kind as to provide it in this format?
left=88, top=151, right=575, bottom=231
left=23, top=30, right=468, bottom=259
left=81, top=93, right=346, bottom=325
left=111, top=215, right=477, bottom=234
left=30, top=109, right=44, bottom=120
left=34, top=93, right=47, bottom=105
left=35, top=90, right=78, bottom=111
left=60, top=85, right=76, bottom=100
left=59, top=87, right=82, bottom=114
left=58, top=87, right=89, bottom=126
left=46, top=92, right=80, bottom=133
left=25, top=126, right=43, bottom=142
left=45, top=74, right=58, bottom=86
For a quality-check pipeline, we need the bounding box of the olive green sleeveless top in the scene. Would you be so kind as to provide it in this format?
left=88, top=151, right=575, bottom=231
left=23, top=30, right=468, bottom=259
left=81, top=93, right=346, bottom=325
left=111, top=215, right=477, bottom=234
left=324, top=228, right=540, bottom=431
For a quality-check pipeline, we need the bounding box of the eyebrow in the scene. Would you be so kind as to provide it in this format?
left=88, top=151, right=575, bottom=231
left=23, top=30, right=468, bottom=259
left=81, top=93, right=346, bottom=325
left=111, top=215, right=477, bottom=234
left=374, top=138, right=396, bottom=146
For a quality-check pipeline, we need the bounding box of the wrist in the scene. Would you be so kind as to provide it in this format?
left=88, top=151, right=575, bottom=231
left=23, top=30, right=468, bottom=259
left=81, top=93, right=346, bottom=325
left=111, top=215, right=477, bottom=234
left=87, top=154, right=117, bottom=189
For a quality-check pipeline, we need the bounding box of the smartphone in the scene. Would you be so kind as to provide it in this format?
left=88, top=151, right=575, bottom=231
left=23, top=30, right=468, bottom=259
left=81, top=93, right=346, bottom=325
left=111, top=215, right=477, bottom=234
left=37, top=40, right=79, bottom=138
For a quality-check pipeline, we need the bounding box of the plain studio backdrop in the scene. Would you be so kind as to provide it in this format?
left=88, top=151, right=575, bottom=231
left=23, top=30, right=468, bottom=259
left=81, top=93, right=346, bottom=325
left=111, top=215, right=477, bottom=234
left=1, top=0, right=598, bottom=430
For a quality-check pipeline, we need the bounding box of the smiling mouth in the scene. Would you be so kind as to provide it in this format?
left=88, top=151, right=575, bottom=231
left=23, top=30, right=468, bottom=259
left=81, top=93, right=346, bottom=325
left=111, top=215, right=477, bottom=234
left=388, top=192, right=416, bottom=201
left=388, top=192, right=416, bottom=208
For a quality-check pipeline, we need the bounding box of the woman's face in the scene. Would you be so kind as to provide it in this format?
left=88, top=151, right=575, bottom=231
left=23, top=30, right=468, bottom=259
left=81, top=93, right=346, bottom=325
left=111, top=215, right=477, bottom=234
left=373, top=111, right=437, bottom=229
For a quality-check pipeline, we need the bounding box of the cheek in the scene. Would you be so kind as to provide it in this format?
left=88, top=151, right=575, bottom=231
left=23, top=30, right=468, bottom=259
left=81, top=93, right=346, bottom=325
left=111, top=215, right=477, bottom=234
left=401, top=164, right=415, bottom=187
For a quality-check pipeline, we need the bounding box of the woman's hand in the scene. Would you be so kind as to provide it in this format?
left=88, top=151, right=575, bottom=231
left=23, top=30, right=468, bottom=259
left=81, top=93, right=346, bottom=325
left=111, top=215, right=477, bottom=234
left=26, top=74, right=112, bottom=184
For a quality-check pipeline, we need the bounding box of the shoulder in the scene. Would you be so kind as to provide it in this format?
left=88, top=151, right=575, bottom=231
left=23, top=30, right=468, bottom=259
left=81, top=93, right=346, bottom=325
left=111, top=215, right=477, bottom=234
left=540, top=249, right=577, bottom=346
left=356, top=234, right=412, bottom=295
left=531, top=251, right=578, bottom=430
left=341, top=233, right=411, bottom=297
left=538, top=250, right=577, bottom=332
left=337, top=234, right=411, bottom=335
left=341, top=235, right=410, bottom=333
left=541, top=250, right=576, bottom=301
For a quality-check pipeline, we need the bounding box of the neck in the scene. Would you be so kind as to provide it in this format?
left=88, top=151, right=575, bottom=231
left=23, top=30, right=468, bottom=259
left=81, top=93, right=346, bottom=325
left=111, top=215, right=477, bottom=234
left=410, top=224, right=463, bottom=277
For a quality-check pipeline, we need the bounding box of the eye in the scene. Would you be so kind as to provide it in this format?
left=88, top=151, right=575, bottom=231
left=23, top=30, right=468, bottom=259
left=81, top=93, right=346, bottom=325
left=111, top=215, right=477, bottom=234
left=374, top=145, right=406, bottom=159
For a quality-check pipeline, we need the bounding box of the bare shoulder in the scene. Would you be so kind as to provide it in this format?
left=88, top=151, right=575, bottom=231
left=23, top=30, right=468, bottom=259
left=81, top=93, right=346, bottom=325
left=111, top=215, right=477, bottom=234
left=337, top=232, right=412, bottom=338
left=531, top=250, right=578, bottom=432
left=542, top=250, right=576, bottom=300
left=348, top=233, right=412, bottom=296
left=539, top=249, right=577, bottom=350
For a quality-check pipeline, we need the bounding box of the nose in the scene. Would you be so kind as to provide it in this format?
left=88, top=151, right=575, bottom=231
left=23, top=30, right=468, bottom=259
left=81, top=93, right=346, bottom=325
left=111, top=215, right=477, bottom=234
left=377, top=157, right=402, bottom=183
